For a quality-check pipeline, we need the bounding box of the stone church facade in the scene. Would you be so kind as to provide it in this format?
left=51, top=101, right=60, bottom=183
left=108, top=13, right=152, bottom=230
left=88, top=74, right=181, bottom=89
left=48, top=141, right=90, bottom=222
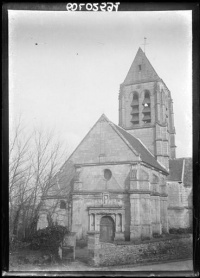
left=38, top=48, right=192, bottom=242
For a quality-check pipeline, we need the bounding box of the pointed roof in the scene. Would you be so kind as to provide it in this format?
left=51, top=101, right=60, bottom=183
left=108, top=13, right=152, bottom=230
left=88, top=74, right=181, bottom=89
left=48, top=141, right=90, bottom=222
left=123, top=47, right=160, bottom=85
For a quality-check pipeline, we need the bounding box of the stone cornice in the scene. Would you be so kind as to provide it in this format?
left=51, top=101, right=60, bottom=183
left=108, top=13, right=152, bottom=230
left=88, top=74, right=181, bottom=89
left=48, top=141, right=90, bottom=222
left=72, top=190, right=127, bottom=195
left=130, top=179, right=149, bottom=182
left=121, top=79, right=160, bottom=87
left=129, top=190, right=151, bottom=194
left=74, top=161, right=139, bottom=167
left=88, top=206, right=124, bottom=210
left=150, top=192, right=161, bottom=197
left=168, top=206, right=185, bottom=210
left=42, top=195, right=69, bottom=200
left=123, top=125, right=155, bottom=130
left=160, top=194, right=168, bottom=198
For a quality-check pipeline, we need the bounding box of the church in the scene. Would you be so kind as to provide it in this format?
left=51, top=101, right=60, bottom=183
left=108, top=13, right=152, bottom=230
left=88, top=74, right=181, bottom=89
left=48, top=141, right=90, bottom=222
left=39, top=47, right=192, bottom=242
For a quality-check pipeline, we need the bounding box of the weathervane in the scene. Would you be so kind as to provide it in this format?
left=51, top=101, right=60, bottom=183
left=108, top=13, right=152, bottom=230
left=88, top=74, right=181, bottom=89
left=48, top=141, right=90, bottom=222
left=142, top=37, right=149, bottom=54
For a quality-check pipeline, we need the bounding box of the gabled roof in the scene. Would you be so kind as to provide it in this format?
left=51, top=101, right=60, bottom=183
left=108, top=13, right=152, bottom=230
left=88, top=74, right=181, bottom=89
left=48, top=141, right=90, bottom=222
left=111, top=121, right=168, bottom=174
left=123, top=47, right=160, bottom=85
left=167, top=158, right=192, bottom=186
left=45, top=114, right=169, bottom=197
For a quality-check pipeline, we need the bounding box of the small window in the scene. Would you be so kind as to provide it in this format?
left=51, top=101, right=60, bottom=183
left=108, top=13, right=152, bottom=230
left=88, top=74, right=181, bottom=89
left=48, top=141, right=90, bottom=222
left=60, top=200, right=66, bottom=209
left=104, top=169, right=112, bottom=180
left=138, top=65, right=142, bottom=71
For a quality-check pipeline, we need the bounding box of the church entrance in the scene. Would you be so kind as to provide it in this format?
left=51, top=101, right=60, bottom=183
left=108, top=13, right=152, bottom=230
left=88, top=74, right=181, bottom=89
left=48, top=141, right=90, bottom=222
left=100, top=216, right=115, bottom=242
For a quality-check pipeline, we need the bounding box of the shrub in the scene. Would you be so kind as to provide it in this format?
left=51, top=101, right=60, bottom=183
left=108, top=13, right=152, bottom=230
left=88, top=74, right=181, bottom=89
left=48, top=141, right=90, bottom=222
left=152, top=233, right=163, bottom=238
left=29, top=224, right=69, bottom=261
left=141, top=236, right=151, bottom=241
left=169, top=227, right=192, bottom=234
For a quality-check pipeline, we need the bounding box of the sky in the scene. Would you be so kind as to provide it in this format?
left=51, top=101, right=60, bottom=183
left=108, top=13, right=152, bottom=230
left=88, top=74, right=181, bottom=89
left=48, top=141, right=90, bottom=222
left=9, top=10, right=192, bottom=158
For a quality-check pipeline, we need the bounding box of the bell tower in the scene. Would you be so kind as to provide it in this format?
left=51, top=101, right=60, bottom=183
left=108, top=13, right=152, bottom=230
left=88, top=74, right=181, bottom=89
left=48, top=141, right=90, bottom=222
left=118, top=47, right=176, bottom=170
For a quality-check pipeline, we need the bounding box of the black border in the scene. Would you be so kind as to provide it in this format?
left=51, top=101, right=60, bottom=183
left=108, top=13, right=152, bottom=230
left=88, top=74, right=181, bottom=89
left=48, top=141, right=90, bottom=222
left=2, top=2, right=200, bottom=276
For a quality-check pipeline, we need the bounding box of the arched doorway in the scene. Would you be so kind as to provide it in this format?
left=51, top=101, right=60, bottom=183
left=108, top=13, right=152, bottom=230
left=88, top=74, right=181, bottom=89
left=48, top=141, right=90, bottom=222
left=100, top=216, right=115, bottom=242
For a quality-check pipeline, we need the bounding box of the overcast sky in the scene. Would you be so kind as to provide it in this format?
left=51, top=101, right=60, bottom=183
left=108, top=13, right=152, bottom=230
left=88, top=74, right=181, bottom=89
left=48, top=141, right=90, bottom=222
left=9, top=10, right=192, bottom=158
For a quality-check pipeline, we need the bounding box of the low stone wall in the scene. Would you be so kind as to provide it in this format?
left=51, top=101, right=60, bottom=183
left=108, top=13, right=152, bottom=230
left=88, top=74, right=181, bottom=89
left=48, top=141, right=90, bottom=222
left=87, top=232, right=192, bottom=266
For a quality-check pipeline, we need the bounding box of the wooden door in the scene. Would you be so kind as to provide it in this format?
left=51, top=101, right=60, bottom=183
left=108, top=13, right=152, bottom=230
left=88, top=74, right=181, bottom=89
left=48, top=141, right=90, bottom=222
left=100, top=216, right=115, bottom=242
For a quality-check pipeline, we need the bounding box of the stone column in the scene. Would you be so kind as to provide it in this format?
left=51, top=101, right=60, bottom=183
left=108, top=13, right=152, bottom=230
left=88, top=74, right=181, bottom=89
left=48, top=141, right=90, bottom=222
left=141, top=194, right=152, bottom=239
left=160, top=196, right=169, bottom=233
left=87, top=231, right=100, bottom=266
left=95, top=214, right=101, bottom=232
left=114, top=213, right=125, bottom=241
left=89, top=213, right=95, bottom=231
left=151, top=195, right=162, bottom=235
left=156, top=90, right=161, bottom=122
left=74, top=167, right=82, bottom=190
left=130, top=194, right=141, bottom=240
left=129, top=167, right=139, bottom=190
left=121, top=96, right=126, bottom=127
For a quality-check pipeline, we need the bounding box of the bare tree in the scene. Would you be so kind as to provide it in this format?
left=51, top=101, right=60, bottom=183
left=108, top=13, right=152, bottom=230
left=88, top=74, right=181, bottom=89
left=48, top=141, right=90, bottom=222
left=9, top=119, right=33, bottom=238
left=26, top=128, right=67, bottom=238
left=9, top=119, right=68, bottom=240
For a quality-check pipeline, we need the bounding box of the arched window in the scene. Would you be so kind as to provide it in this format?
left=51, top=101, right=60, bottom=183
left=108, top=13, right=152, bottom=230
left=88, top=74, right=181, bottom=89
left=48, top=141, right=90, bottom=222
left=130, top=92, right=139, bottom=125
left=142, top=90, right=151, bottom=123
left=60, top=200, right=66, bottom=209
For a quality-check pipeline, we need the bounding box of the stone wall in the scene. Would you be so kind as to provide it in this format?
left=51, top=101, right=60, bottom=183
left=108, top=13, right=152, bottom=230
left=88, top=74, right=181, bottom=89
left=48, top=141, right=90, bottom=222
left=87, top=232, right=192, bottom=267
left=71, top=163, right=168, bottom=240
left=168, top=208, right=192, bottom=229
left=167, top=181, right=192, bottom=229
left=71, top=117, right=138, bottom=164
left=128, top=128, right=155, bottom=155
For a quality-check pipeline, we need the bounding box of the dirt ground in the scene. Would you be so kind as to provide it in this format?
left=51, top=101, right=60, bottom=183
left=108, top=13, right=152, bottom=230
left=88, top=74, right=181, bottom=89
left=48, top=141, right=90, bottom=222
left=9, top=246, right=93, bottom=272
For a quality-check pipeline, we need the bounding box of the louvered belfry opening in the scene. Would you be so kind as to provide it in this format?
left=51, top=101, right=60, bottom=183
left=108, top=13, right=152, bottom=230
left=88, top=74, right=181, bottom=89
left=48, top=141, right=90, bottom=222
left=142, top=90, right=151, bottom=123
left=131, top=92, right=139, bottom=125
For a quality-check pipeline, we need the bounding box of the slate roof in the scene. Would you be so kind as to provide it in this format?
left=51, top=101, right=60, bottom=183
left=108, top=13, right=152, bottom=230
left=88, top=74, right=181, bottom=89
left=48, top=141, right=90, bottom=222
left=123, top=47, right=160, bottom=85
left=167, top=158, right=192, bottom=186
left=112, top=122, right=168, bottom=174
left=167, top=158, right=184, bottom=181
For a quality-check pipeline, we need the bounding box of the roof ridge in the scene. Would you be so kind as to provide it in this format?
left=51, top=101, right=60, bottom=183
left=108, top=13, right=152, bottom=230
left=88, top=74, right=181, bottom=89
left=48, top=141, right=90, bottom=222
left=115, top=125, right=168, bottom=171
left=112, top=123, right=168, bottom=173
left=133, top=136, right=155, bottom=158
left=135, top=136, right=167, bottom=171
left=140, top=48, right=160, bottom=79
